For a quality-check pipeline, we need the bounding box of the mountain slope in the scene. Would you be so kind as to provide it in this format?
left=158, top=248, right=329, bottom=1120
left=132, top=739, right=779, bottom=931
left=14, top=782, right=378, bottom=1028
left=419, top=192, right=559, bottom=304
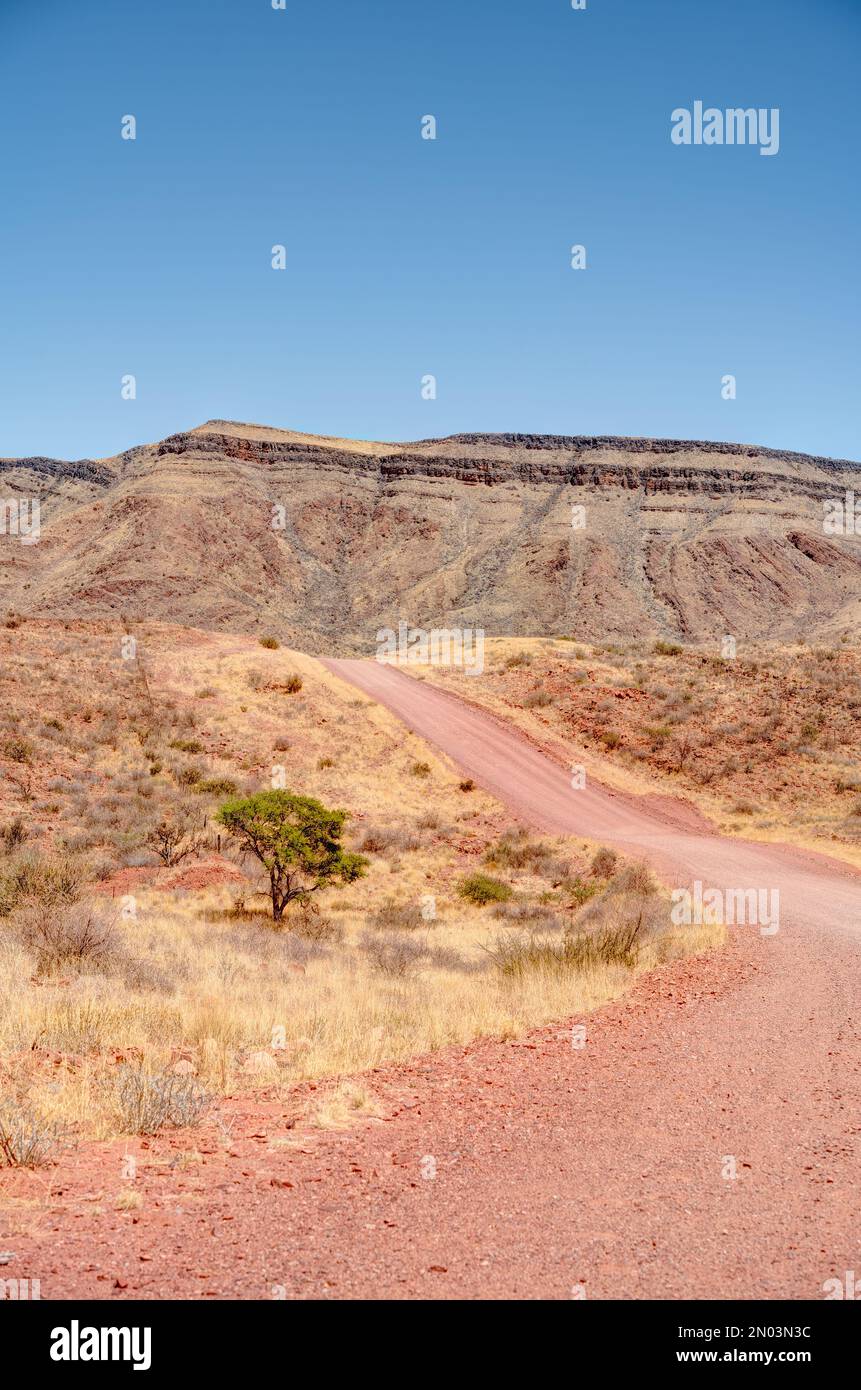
left=2, top=419, right=859, bottom=648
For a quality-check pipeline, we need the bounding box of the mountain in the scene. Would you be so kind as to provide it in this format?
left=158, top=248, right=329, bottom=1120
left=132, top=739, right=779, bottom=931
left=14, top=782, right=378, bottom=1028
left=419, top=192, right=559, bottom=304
left=2, top=419, right=860, bottom=649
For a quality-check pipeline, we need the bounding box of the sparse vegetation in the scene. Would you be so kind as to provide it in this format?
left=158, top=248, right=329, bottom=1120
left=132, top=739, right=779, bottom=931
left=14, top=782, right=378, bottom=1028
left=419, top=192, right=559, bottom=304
left=17, top=899, right=117, bottom=975
left=0, top=622, right=725, bottom=1151
left=115, top=1066, right=211, bottom=1136
left=0, top=1100, right=64, bottom=1168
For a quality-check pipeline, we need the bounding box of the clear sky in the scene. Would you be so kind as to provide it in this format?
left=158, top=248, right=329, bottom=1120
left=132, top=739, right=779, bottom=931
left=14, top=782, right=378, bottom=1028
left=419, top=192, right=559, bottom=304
left=0, top=0, right=858, bottom=461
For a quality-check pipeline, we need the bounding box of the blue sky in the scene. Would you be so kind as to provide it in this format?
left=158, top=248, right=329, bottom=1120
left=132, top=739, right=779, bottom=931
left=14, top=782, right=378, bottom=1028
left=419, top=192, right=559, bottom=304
left=0, top=0, right=858, bottom=461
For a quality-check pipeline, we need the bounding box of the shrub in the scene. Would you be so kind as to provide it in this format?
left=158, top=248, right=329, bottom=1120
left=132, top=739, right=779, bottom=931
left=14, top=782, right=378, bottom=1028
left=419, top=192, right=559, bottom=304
left=285, top=907, right=344, bottom=944
left=175, top=763, right=204, bottom=787
left=505, top=652, right=532, bottom=668
left=284, top=674, right=303, bottom=694
left=259, top=636, right=280, bottom=650
left=169, top=738, right=204, bottom=754
left=459, top=779, right=475, bottom=792
left=370, top=899, right=425, bottom=931
left=359, top=825, right=420, bottom=854
left=565, top=876, right=600, bottom=907
left=194, top=777, right=238, bottom=797
left=410, top=761, right=431, bottom=778
left=0, top=818, right=28, bottom=854
left=0, top=852, right=87, bottom=918
left=653, top=641, right=683, bottom=656
left=457, top=873, right=513, bottom=906
left=484, top=829, right=550, bottom=872
left=590, top=847, right=618, bottom=878
left=0, top=1100, right=64, bottom=1168
left=491, top=902, right=564, bottom=931
left=359, top=931, right=427, bottom=978
left=524, top=688, right=554, bottom=709
left=116, top=1066, right=211, bottom=1136
left=145, top=804, right=207, bottom=867
left=317, top=756, right=335, bottom=769
left=3, top=735, right=34, bottom=764
left=17, top=899, right=117, bottom=975
left=603, top=861, right=658, bottom=898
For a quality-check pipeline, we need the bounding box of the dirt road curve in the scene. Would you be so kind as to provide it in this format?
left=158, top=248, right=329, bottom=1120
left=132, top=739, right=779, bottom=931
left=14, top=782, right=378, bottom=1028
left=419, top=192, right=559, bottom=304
left=6, top=661, right=861, bottom=1300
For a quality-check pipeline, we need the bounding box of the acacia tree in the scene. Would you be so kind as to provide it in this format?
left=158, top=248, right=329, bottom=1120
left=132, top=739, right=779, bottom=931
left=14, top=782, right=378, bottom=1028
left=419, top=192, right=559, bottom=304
left=215, top=790, right=367, bottom=921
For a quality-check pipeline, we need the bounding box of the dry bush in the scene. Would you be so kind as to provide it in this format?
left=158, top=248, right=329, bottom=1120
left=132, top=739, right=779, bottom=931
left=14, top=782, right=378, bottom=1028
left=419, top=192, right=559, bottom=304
left=17, top=899, right=118, bottom=975
left=492, top=901, right=564, bottom=931
left=0, top=852, right=88, bottom=917
left=523, top=687, right=554, bottom=708
left=484, top=828, right=552, bottom=872
left=359, top=931, right=427, bottom=978
left=0, top=1099, right=64, bottom=1168
left=0, top=818, right=28, bottom=854
left=370, top=899, right=426, bottom=931
left=359, top=825, right=420, bottom=854
left=145, top=803, right=207, bottom=866
left=285, top=909, right=343, bottom=944
left=590, top=847, right=618, bottom=878
left=115, top=1065, right=211, bottom=1135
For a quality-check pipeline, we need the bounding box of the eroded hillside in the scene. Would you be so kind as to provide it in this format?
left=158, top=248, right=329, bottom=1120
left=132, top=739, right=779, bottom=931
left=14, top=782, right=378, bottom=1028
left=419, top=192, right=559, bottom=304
left=2, top=420, right=860, bottom=648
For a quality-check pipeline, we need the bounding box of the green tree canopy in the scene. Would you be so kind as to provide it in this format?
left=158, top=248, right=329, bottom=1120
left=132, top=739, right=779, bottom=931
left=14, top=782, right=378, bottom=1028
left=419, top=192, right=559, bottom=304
left=216, top=790, right=367, bottom=921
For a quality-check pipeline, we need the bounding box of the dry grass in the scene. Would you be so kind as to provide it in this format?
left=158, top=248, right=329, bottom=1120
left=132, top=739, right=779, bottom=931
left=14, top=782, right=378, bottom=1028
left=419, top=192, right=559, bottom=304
left=0, top=872, right=723, bottom=1145
left=0, top=621, right=725, bottom=1152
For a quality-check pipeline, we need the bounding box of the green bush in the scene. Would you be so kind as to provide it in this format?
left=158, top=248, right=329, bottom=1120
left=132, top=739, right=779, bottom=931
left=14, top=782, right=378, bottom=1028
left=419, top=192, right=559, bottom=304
left=3, top=736, right=34, bottom=764
left=457, top=873, right=513, bottom=906
left=194, top=777, right=238, bottom=797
